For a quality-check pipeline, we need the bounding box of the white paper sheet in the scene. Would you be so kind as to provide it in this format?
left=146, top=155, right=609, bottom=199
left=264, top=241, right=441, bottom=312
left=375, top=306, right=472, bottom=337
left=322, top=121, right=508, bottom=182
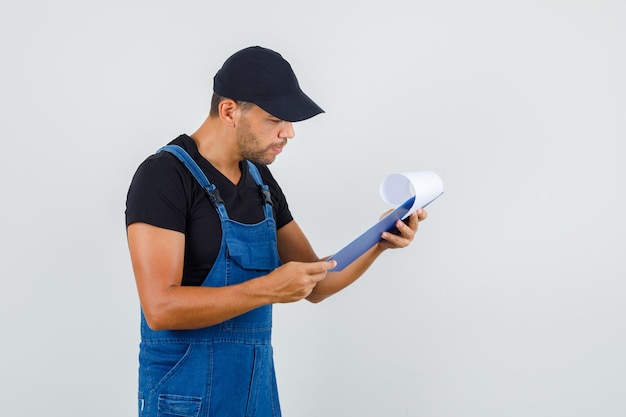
left=379, top=170, right=444, bottom=219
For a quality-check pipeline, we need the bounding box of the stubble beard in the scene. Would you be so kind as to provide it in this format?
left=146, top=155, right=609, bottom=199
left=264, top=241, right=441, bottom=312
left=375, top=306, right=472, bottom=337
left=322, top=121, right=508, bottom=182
left=236, top=118, right=282, bottom=165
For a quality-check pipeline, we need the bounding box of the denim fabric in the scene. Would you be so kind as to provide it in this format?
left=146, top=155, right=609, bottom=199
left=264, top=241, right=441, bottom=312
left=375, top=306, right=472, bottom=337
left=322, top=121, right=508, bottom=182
left=138, top=146, right=282, bottom=417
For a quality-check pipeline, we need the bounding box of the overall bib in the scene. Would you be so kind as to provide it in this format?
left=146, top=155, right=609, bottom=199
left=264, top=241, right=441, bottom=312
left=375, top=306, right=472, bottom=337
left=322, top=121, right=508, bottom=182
left=138, top=145, right=282, bottom=417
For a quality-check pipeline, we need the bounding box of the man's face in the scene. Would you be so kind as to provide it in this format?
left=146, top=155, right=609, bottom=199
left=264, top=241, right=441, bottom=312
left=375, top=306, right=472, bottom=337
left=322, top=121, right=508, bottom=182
left=236, top=105, right=294, bottom=165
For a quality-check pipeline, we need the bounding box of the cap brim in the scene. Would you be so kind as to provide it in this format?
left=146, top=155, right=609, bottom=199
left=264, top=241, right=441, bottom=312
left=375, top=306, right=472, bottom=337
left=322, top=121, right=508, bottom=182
left=255, top=90, right=324, bottom=122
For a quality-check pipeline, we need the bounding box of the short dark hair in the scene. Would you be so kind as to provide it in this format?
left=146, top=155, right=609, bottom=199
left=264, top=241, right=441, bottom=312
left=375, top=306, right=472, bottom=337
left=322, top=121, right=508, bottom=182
left=209, top=93, right=253, bottom=118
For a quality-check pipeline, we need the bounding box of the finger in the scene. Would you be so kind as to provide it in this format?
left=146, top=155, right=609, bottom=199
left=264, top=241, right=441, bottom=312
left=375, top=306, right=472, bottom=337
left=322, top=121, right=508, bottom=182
left=381, top=230, right=411, bottom=248
left=306, top=260, right=336, bottom=274
left=395, top=218, right=417, bottom=239
left=404, top=211, right=419, bottom=231
left=417, top=208, right=428, bottom=221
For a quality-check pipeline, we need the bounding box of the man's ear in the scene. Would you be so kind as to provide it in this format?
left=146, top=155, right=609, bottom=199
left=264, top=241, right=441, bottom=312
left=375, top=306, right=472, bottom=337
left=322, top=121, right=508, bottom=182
left=218, top=99, right=238, bottom=127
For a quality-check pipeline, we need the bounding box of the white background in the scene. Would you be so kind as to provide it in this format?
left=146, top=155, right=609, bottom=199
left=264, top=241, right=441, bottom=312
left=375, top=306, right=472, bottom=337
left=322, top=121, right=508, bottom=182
left=1, top=1, right=625, bottom=416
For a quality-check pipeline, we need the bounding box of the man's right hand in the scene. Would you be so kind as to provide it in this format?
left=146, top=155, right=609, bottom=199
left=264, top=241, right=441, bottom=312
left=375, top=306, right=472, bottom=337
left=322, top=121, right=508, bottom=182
left=261, top=260, right=336, bottom=303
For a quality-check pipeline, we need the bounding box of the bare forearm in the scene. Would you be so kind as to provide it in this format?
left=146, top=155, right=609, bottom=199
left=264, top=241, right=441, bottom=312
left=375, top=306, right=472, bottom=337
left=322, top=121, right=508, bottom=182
left=139, top=260, right=334, bottom=330
left=142, top=278, right=272, bottom=330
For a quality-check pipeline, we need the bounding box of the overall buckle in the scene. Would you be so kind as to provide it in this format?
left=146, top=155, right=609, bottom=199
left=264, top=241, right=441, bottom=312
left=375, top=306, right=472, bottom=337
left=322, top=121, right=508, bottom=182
left=205, top=185, right=223, bottom=207
left=258, top=185, right=273, bottom=206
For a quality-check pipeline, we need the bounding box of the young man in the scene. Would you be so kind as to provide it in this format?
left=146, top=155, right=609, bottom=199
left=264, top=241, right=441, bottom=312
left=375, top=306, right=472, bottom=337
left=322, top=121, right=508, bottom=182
left=126, top=46, right=427, bottom=417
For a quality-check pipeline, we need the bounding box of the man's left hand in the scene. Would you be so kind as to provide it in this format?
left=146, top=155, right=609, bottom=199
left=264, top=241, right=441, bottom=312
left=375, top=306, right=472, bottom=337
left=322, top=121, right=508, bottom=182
left=379, top=208, right=428, bottom=249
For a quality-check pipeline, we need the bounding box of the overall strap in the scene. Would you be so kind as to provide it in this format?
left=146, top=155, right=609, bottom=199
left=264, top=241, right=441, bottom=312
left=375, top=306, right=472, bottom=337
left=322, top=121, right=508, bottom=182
left=157, top=145, right=229, bottom=220
left=245, top=160, right=274, bottom=221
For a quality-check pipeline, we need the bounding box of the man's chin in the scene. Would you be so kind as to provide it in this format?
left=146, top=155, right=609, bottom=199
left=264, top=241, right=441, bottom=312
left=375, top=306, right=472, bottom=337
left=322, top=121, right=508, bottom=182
left=249, top=156, right=275, bottom=166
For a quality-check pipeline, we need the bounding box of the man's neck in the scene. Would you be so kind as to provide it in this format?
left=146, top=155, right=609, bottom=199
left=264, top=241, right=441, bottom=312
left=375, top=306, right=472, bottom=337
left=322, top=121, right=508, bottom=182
left=190, top=117, right=242, bottom=185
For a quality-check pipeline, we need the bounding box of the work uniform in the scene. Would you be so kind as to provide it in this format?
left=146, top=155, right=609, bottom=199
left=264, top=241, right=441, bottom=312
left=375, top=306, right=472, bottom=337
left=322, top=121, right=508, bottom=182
left=130, top=143, right=284, bottom=417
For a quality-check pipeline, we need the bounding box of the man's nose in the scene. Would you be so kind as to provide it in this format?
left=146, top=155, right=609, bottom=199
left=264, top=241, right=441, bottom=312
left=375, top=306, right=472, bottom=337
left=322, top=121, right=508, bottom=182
left=279, top=121, right=295, bottom=139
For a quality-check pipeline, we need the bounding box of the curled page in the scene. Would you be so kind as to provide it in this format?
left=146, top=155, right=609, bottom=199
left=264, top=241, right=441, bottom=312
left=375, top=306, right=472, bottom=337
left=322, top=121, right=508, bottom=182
left=328, top=170, right=443, bottom=271
left=379, top=170, right=444, bottom=219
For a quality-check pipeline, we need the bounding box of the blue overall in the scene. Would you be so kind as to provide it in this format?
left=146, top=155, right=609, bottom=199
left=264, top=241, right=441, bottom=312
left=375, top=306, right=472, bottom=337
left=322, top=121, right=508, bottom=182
left=138, top=145, right=282, bottom=417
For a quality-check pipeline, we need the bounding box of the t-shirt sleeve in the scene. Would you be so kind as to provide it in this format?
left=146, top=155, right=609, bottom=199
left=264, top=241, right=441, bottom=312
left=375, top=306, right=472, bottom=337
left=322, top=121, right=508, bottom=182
left=125, top=153, right=190, bottom=233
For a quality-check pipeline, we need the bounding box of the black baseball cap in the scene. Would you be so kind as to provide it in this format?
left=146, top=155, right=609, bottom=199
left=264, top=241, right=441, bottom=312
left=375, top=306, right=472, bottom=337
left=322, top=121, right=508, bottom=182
left=213, top=46, right=324, bottom=122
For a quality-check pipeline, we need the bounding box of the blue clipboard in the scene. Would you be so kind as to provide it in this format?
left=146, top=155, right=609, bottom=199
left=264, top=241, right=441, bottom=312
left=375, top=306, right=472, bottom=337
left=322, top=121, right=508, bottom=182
left=327, top=192, right=442, bottom=271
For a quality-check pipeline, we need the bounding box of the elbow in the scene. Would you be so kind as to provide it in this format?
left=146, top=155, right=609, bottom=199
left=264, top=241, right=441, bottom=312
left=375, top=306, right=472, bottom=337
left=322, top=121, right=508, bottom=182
left=307, top=285, right=341, bottom=303
left=144, top=316, right=167, bottom=331
left=140, top=286, right=184, bottom=330
left=142, top=303, right=173, bottom=331
left=306, top=293, right=329, bottom=304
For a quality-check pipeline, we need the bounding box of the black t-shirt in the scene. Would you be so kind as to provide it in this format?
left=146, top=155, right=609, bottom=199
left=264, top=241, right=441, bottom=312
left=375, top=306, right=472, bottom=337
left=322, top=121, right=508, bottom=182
left=125, top=134, right=293, bottom=286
